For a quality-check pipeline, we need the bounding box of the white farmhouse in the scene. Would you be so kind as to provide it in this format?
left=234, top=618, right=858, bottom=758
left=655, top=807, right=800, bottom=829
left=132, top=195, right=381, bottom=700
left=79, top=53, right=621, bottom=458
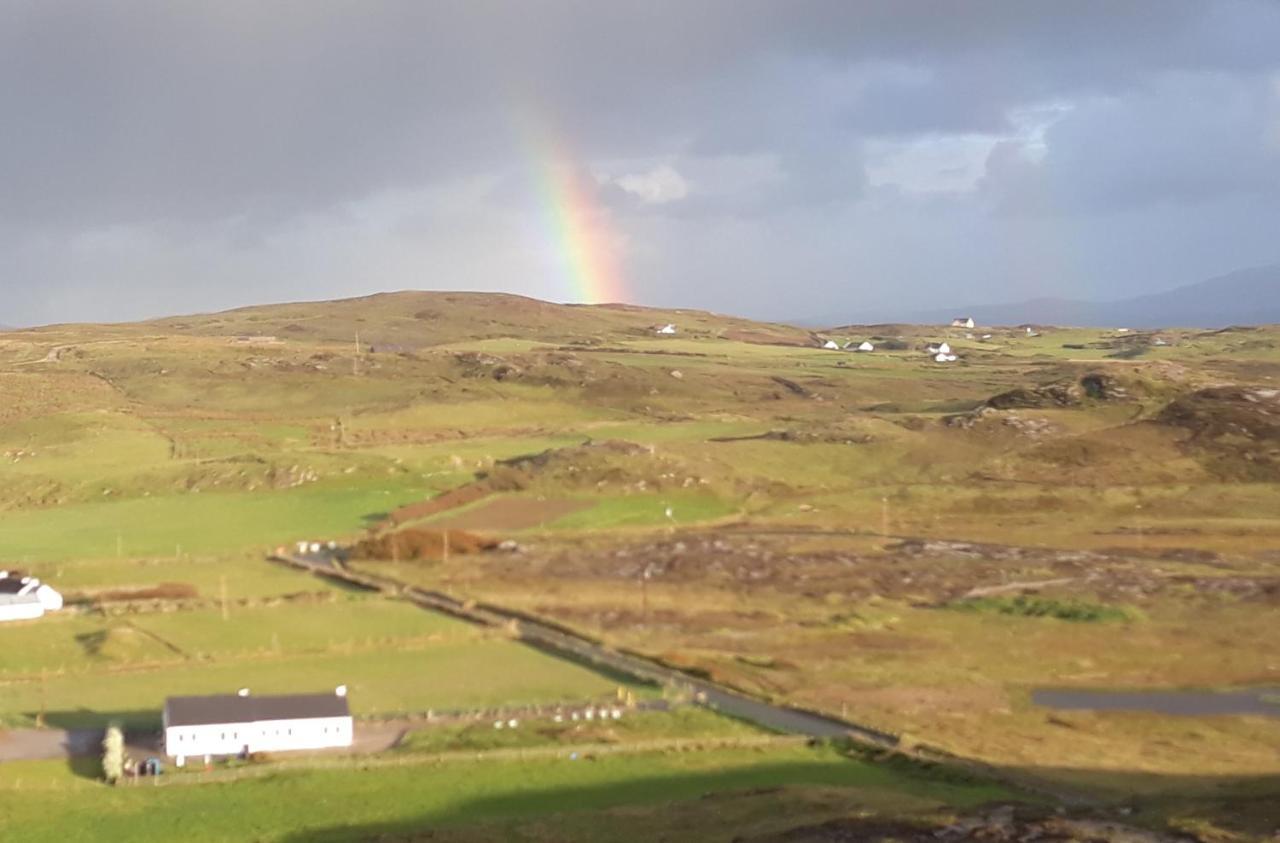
left=0, top=572, right=63, bottom=622
left=656, top=323, right=677, bottom=335
left=926, top=342, right=952, bottom=356
left=854, top=341, right=874, bottom=352
left=951, top=316, right=976, bottom=329
left=821, top=339, right=840, bottom=350
left=163, top=688, right=352, bottom=765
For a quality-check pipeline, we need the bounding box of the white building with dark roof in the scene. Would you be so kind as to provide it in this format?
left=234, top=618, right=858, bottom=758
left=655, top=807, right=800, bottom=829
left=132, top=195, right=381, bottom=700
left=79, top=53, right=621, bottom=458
left=0, top=572, right=62, bottom=622
left=163, top=688, right=352, bottom=764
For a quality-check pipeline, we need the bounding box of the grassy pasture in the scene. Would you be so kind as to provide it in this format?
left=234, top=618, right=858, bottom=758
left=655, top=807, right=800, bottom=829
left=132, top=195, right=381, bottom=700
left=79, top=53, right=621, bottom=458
left=0, top=744, right=1009, bottom=843
left=0, top=477, right=433, bottom=562
left=0, top=636, right=644, bottom=728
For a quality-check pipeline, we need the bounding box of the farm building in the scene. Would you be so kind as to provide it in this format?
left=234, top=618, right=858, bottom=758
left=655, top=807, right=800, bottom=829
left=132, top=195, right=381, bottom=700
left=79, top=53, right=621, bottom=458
left=843, top=340, right=874, bottom=352
left=821, top=339, right=840, bottom=350
left=0, top=572, right=63, bottom=622
left=951, top=316, right=975, bottom=329
left=656, top=323, right=677, bottom=335
left=926, top=342, right=952, bottom=356
left=163, top=687, right=352, bottom=764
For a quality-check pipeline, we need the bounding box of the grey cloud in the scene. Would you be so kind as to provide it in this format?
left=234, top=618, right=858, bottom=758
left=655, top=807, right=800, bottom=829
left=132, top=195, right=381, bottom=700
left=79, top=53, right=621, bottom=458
left=2, top=1, right=1280, bottom=324
left=982, top=74, right=1280, bottom=214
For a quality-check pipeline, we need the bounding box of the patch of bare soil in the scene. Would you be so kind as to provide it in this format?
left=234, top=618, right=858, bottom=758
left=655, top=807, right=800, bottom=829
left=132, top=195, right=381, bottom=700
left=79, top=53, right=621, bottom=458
left=69, top=582, right=199, bottom=604
left=352, top=528, right=496, bottom=561
left=431, top=497, right=591, bottom=531
left=383, top=482, right=493, bottom=527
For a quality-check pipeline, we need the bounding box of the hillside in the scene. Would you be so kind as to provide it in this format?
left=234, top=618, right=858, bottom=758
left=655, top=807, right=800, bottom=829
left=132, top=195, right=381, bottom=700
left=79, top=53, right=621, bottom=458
left=1, top=294, right=1278, bottom=838
left=139, top=290, right=815, bottom=350
left=907, top=264, right=1280, bottom=328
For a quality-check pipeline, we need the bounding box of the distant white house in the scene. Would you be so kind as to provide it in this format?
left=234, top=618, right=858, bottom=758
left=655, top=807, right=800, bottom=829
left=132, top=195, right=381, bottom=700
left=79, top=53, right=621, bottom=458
left=163, top=688, right=353, bottom=765
left=821, top=339, right=840, bottom=350
left=656, top=324, right=677, bottom=335
left=926, top=342, right=952, bottom=355
left=850, top=341, right=874, bottom=352
left=951, top=316, right=975, bottom=329
left=0, top=572, right=62, bottom=622
left=934, top=352, right=959, bottom=363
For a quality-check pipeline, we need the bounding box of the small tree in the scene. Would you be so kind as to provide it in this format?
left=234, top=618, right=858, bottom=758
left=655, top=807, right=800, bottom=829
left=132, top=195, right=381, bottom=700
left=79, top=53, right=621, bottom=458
left=102, top=722, right=124, bottom=785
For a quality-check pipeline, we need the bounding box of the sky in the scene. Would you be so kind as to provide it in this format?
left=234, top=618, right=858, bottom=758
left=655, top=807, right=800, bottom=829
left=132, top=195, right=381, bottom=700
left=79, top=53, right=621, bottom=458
left=3, top=1, right=1280, bottom=326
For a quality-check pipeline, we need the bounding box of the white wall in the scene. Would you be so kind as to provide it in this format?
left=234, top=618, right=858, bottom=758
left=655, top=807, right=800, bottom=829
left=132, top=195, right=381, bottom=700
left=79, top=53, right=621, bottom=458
left=0, top=601, right=45, bottom=622
left=165, top=716, right=353, bottom=758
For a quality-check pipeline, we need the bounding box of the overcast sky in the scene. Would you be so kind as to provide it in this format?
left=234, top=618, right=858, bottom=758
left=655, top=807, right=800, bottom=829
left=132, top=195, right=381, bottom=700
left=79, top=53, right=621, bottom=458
left=3, top=1, right=1280, bottom=326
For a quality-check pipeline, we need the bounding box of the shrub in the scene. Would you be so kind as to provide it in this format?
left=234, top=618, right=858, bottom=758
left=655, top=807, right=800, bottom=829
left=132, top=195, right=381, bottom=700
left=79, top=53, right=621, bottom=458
left=948, top=595, right=1135, bottom=623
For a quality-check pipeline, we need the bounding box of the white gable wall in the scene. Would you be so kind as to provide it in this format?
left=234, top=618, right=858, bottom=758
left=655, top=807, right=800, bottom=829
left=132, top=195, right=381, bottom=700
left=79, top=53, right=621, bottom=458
left=165, top=715, right=352, bottom=759
left=0, top=600, right=46, bottom=622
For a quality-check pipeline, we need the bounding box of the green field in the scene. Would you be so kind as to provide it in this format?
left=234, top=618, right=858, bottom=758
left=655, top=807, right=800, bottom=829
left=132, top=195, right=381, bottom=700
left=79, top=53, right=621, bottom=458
left=0, top=593, right=646, bottom=728
left=0, top=744, right=1009, bottom=842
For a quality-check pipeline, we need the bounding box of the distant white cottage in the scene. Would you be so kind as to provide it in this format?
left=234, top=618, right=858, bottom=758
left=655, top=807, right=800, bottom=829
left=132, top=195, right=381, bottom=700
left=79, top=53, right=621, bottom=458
left=934, top=352, right=959, bottom=363
left=656, top=324, right=677, bottom=335
left=0, top=572, right=63, bottom=622
left=926, top=342, right=952, bottom=355
left=951, top=316, right=975, bottom=329
left=822, top=339, right=840, bottom=350
left=163, top=688, right=353, bottom=765
left=853, top=341, right=874, bottom=352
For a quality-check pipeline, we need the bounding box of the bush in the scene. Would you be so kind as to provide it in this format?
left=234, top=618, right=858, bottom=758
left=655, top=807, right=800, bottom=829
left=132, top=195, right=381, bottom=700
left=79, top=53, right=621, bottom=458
left=948, top=595, right=1135, bottom=623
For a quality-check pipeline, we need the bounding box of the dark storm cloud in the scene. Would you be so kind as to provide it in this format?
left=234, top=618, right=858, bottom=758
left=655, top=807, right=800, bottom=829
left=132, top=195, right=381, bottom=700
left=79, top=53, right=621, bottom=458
left=1, top=1, right=1279, bottom=324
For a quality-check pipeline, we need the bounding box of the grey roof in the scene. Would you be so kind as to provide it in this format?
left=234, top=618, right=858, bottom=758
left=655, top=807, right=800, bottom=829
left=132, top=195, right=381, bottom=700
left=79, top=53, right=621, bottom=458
left=164, top=693, right=350, bottom=727
left=0, top=576, right=31, bottom=595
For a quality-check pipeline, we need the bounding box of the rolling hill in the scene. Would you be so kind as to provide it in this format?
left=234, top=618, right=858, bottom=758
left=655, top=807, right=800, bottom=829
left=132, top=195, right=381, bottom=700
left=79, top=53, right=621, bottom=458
left=137, top=290, right=815, bottom=350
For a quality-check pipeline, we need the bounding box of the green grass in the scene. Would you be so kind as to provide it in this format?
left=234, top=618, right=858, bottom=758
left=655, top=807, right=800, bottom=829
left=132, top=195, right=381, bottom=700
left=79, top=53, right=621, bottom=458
left=0, top=744, right=1010, bottom=842
left=0, top=638, right=646, bottom=729
left=947, top=596, right=1139, bottom=623
left=0, top=476, right=433, bottom=562
left=396, top=707, right=764, bottom=754
left=0, top=597, right=472, bottom=678
left=19, top=555, right=336, bottom=601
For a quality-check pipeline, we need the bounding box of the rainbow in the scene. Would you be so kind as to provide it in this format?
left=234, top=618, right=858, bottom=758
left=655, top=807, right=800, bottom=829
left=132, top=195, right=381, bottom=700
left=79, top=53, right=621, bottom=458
left=520, top=113, right=629, bottom=304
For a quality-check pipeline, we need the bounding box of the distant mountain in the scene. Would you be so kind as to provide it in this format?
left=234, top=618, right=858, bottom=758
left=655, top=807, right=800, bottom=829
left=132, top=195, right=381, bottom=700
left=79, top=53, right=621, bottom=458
left=906, top=264, right=1280, bottom=328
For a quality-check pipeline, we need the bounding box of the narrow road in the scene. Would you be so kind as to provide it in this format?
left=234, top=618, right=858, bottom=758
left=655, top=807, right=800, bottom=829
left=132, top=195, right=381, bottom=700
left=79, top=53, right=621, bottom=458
left=269, top=554, right=899, bottom=748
